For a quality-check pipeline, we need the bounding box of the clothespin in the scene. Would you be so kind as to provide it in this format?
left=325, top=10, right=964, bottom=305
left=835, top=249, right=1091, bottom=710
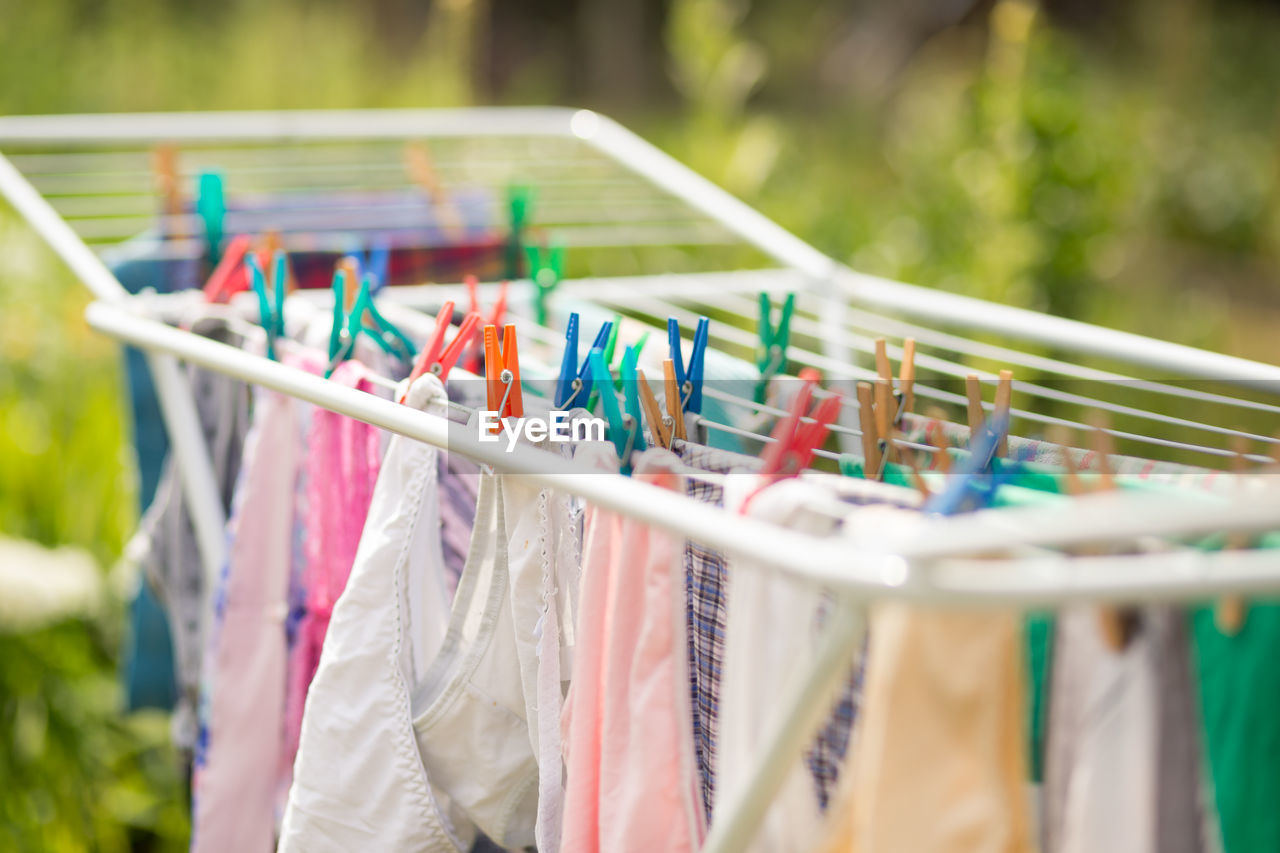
left=1216, top=435, right=1254, bottom=635
left=195, top=171, right=226, bottom=265
left=612, top=331, right=650, bottom=392
left=361, top=239, right=391, bottom=294
left=525, top=240, right=565, bottom=328
left=259, top=230, right=296, bottom=295
left=874, top=339, right=896, bottom=460
left=636, top=366, right=671, bottom=449
left=152, top=144, right=183, bottom=238
left=855, top=382, right=883, bottom=479
left=922, top=411, right=1012, bottom=517
left=755, top=292, right=795, bottom=404
left=484, top=324, right=524, bottom=429
left=588, top=349, right=641, bottom=473
left=464, top=274, right=509, bottom=373
left=202, top=234, right=253, bottom=304
left=246, top=252, right=285, bottom=361
left=504, top=184, right=532, bottom=280
left=668, top=316, right=710, bottom=415
left=586, top=316, right=623, bottom=411
left=662, top=359, right=687, bottom=442
left=354, top=273, right=416, bottom=364
left=899, top=339, right=917, bottom=417
left=964, top=371, right=1014, bottom=457
left=925, top=408, right=954, bottom=474
left=896, top=428, right=932, bottom=498
left=555, top=313, right=613, bottom=409
left=405, top=142, right=464, bottom=241
left=759, top=368, right=841, bottom=480
left=620, top=345, right=648, bottom=458
left=402, top=301, right=481, bottom=401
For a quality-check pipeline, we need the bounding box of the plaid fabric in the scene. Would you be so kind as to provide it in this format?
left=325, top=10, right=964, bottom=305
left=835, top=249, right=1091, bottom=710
left=673, top=440, right=868, bottom=818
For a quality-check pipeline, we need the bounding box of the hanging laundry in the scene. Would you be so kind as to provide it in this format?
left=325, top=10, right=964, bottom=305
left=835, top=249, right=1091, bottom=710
left=821, top=507, right=1034, bottom=853
left=1192, top=601, right=1280, bottom=853
left=718, top=476, right=855, bottom=852
left=280, top=374, right=475, bottom=852
left=279, top=359, right=386, bottom=812
left=128, top=318, right=251, bottom=752
left=191, top=345, right=311, bottom=853
left=1043, top=606, right=1206, bottom=853
left=560, top=448, right=704, bottom=853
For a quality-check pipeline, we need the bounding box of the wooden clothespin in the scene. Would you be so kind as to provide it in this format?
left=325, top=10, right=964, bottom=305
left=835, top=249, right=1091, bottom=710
left=896, top=429, right=931, bottom=498
left=152, top=144, right=183, bottom=238
left=260, top=230, right=294, bottom=294
left=924, top=408, right=954, bottom=474
left=636, top=368, right=671, bottom=449
left=406, top=142, right=465, bottom=242
left=1215, top=435, right=1254, bottom=634
left=856, top=381, right=882, bottom=478
left=873, top=339, right=895, bottom=461
left=964, top=371, right=1014, bottom=457
left=1082, top=417, right=1129, bottom=652
left=483, top=324, right=523, bottom=433
left=899, top=338, right=916, bottom=418
left=662, top=359, right=687, bottom=442
left=402, top=301, right=483, bottom=399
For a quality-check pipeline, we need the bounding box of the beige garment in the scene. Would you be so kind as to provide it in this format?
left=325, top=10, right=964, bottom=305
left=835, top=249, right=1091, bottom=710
left=819, top=603, right=1035, bottom=853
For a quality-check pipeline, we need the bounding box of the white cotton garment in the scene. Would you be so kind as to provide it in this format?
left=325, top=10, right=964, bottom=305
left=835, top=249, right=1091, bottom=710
left=278, top=375, right=475, bottom=853
left=409, top=469, right=541, bottom=849
left=716, top=476, right=845, bottom=853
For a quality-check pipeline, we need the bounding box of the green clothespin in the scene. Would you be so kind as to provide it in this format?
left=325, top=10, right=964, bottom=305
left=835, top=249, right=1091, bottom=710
left=612, top=331, right=649, bottom=391
left=525, top=240, right=565, bottom=327
left=328, top=267, right=353, bottom=377
left=196, top=171, right=226, bottom=266
left=504, top=184, right=532, bottom=280
left=589, top=348, right=640, bottom=474
left=755, top=292, right=795, bottom=403
left=247, top=254, right=279, bottom=362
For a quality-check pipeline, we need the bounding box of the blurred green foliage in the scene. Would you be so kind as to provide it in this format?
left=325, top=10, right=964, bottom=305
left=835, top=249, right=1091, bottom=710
left=1, top=0, right=1279, bottom=847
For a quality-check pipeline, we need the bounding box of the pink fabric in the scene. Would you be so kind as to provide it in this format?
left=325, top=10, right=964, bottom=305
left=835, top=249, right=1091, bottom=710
left=560, top=453, right=703, bottom=853
left=191, top=382, right=302, bottom=853
left=282, top=360, right=382, bottom=792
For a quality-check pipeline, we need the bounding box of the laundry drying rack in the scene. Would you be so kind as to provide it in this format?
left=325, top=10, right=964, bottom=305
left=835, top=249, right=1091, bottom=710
left=5, top=108, right=1280, bottom=853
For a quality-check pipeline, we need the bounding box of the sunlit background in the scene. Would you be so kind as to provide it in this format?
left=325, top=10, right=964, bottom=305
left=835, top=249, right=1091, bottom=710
left=3, top=0, right=1280, bottom=848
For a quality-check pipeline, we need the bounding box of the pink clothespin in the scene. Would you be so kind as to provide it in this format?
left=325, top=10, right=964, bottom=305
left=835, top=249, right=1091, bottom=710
left=462, top=274, right=509, bottom=373
left=744, top=368, right=841, bottom=511
left=401, top=301, right=483, bottom=402
left=202, top=234, right=253, bottom=303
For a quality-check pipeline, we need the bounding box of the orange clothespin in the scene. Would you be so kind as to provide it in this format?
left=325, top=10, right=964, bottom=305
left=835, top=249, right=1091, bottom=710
left=406, top=141, right=465, bottom=242
left=202, top=234, right=253, bottom=303
left=484, top=324, right=524, bottom=430
left=402, top=301, right=483, bottom=401
left=759, top=369, right=841, bottom=480
left=464, top=274, right=509, bottom=372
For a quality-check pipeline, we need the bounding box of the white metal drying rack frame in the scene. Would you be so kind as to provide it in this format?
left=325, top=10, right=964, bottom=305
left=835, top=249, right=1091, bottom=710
left=6, top=109, right=1280, bottom=853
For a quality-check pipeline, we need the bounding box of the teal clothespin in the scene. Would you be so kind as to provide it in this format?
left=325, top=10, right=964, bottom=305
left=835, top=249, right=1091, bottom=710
left=269, top=251, right=287, bottom=340
left=525, top=240, right=565, bottom=327
left=755, top=292, right=795, bottom=403
left=620, top=344, right=648, bottom=458
left=588, top=348, right=639, bottom=474
left=196, top=171, right=226, bottom=265
left=328, top=266, right=354, bottom=377
left=354, top=273, right=416, bottom=364
left=246, top=253, right=280, bottom=361
left=504, top=184, right=531, bottom=280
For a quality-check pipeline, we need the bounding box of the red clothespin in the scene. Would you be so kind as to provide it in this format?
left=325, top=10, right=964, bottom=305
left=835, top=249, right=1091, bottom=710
left=401, top=301, right=483, bottom=402
left=464, top=274, right=510, bottom=372
left=202, top=234, right=253, bottom=303
left=761, top=369, right=841, bottom=477
left=484, top=324, right=524, bottom=431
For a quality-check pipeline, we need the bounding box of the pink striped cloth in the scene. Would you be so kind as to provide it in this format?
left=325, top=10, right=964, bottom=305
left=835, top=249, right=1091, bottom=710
left=280, top=360, right=384, bottom=802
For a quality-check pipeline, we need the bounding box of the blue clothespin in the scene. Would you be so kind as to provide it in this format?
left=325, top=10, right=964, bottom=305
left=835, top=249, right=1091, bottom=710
left=668, top=316, right=709, bottom=415
left=196, top=171, right=226, bottom=264
left=555, top=313, right=613, bottom=409
left=589, top=348, right=639, bottom=474
left=246, top=253, right=282, bottom=361
left=923, top=412, right=1014, bottom=516
left=363, top=240, right=391, bottom=294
